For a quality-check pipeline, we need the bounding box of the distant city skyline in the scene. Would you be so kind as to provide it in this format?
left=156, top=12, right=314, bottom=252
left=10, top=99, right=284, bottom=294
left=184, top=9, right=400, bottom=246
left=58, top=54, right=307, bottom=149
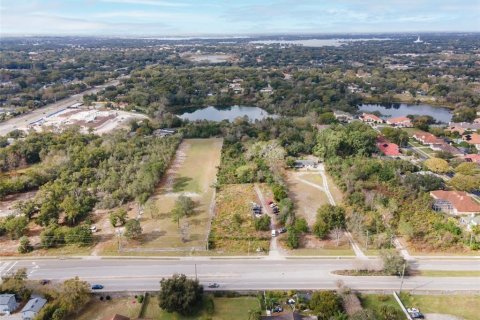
left=1, top=0, right=479, bottom=36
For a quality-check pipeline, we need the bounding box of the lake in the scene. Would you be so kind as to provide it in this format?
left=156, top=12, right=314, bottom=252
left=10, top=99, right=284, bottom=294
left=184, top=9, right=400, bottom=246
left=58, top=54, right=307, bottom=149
left=178, top=105, right=275, bottom=122
left=250, top=38, right=393, bottom=47
left=359, top=103, right=452, bottom=123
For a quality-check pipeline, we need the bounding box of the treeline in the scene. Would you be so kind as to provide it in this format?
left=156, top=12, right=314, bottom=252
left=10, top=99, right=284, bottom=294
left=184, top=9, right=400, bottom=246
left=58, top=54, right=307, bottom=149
left=316, top=122, right=477, bottom=251
left=0, top=128, right=180, bottom=249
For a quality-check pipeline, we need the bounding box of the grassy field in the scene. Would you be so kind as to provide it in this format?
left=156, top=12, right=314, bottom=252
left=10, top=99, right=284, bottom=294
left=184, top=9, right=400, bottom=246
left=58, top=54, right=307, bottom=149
left=142, top=294, right=260, bottom=320
left=285, top=170, right=330, bottom=226
left=121, top=138, right=223, bottom=251
left=401, top=294, right=480, bottom=320
left=359, top=294, right=403, bottom=319
left=209, top=184, right=270, bottom=255
left=77, top=296, right=142, bottom=320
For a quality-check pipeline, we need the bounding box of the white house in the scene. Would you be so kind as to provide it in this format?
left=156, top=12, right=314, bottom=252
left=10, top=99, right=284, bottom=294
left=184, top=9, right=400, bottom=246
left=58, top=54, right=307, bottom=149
left=21, top=297, right=47, bottom=320
left=0, top=294, right=17, bottom=315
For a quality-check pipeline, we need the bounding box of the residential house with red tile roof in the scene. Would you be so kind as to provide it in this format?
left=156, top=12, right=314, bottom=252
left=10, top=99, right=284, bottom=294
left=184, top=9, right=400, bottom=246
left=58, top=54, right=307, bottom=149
left=462, top=133, right=480, bottom=151
left=413, top=131, right=444, bottom=145
left=430, top=191, right=480, bottom=215
left=376, top=137, right=401, bottom=157
left=463, top=154, right=480, bottom=163
left=360, top=113, right=384, bottom=124
left=386, top=116, right=413, bottom=127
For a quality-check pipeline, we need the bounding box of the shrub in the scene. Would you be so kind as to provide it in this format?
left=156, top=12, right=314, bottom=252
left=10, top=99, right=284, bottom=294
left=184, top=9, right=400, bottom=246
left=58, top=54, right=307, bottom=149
left=255, top=215, right=271, bottom=231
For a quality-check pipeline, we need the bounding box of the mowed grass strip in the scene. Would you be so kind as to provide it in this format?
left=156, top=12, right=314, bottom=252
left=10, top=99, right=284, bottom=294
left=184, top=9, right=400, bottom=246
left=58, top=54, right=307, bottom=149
left=126, top=138, right=223, bottom=250
left=210, top=184, right=270, bottom=254
left=77, top=297, right=142, bottom=320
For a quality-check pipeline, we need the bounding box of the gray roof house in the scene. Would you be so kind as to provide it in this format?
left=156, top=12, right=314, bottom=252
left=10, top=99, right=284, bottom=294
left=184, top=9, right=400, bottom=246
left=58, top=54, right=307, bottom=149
left=21, top=297, right=47, bottom=320
left=0, top=293, right=17, bottom=315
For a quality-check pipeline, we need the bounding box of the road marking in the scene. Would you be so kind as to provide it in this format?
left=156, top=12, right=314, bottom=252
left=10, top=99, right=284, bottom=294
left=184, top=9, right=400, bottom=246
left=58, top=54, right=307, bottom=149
left=1, top=261, right=18, bottom=276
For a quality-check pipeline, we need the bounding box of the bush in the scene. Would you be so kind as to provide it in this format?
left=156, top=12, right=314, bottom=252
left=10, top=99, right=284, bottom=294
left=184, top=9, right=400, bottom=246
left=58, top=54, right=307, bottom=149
left=137, top=295, right=144, bottom=303
left=124, top=219, right=142, bottom=240
left=380, top=250, right=407, bottom=276
left=18, top=236, right=33, bottom=254
left=255, top=215, right=271, bottom=231
left=309, top=291, right=343, bottom=320
left=287, top=227, right=300, bottom=249
left=205, top=295, right=215, bottom=315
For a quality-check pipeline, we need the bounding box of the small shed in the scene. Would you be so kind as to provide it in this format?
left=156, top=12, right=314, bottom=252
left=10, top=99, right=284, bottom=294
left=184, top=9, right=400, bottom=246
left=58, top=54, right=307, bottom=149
left=0, top=294, right=17, bottom=315
left=21, top=297, right=47, bottom=320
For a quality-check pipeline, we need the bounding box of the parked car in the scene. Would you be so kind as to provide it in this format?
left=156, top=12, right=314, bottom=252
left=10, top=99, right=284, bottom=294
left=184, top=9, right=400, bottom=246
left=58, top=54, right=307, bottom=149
left=91, top=284, right=104, bottom=290
left=271, top=230, right=277, bottom=237
left=410, top=312, right=425, bottom=319
left=207, top=283, right=220, bottom=288
left=39, top=279, right=50, bottom=285
left=90, top=225, right=97, bottom=233
left=273, top=306, right=283, bottom=313
left=273, top=207, right=279, bottom=214
left=278, top=227, right=287, bottom=234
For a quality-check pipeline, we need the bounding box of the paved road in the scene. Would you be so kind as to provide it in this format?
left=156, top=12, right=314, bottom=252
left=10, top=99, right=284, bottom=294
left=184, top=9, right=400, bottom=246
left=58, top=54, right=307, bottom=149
left=0, top=79, right=120, bottom=136
left=1, top=258, right=478, bottom=292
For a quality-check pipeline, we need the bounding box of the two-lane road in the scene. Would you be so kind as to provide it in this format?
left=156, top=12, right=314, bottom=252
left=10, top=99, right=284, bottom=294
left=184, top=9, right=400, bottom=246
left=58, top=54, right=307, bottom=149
left=1, top=257, right=479, bottom=292
left=0, top=79, right=120, bottom=136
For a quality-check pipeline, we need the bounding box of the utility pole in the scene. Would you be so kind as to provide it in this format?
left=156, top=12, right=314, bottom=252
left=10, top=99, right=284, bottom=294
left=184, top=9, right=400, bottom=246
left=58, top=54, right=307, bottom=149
left=365, top=230, right=369, bottom=251
left=399, top=262, right=406, bottom=293
left=194, top=264, right=197, bottom=281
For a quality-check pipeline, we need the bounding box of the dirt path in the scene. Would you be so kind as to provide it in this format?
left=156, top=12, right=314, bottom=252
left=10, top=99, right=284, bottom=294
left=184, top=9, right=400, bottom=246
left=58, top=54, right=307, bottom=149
left=253, top=184, right=284, bottom=259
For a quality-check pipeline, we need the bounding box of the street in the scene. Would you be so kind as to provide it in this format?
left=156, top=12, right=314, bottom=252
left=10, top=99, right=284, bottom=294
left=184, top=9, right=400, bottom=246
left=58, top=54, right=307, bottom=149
left=0, top=79, right=120, bottom=136
left=1, top=257, right=479, bottom=292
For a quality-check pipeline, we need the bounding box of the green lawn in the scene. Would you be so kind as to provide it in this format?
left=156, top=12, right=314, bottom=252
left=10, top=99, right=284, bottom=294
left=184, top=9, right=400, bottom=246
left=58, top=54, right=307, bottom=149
left=142, top=295, right=260, bottom=320
left=77, top=297, right=142, bottom=320
left=401, top=294, right=480, bottom=320
left=359, top=294, right=403, bottom=319
left=286, top=247, right=354, bottom=256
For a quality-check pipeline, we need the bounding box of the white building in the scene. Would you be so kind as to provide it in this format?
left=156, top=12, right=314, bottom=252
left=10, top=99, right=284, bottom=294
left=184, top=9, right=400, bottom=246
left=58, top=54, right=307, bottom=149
left=21, top=297, right=47, bottom=320
left=0, top=294, right=17, bottom=315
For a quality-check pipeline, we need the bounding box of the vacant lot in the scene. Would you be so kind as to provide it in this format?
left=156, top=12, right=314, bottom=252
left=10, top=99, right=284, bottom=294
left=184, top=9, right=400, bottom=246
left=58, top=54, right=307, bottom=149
left=77, top=296, right=142, bottom=320
left=120, top=138, right=223, bottom=252
left=142, top=294, right=260, bottom=320
left=285, top=170, right=331, bottom=226
left=210, top=184, right=270, bottom=254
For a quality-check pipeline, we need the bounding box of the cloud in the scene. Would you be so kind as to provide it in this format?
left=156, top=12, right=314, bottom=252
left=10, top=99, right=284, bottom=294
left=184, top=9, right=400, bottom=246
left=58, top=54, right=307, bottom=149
left=100, top=0, right=188, bottom=7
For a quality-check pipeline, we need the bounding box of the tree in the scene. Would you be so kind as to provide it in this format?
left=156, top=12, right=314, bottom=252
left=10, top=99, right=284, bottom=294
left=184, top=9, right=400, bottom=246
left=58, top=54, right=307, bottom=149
left=424, top=158, right=449, bottom=174
left=4, top=216, right=28, bottom=239
left=449, top=174, right=480, bottom=192
left=110, top=208, right=128, bottom=227
left=330, top=227, right=344, bottom=247
left=380, top=250, right=407, bottom=276
left=255, top=215, right=271, bottom=231
left=58, top=277, right=91, bottom=313
left=309, top=291, right=343, bottom=320
left=314, top=205, right=346, bottom=239
left=287, top=227, right=300, bottom=249
left=455, top=162, right=479, bottom=176
left=172, top=195, right=195, bottom=227
left=159, top=274, right=203, bottom=315
left=124, top=219, right=142, bottom=240
left=18, top=236, right=33, bottom=253
left=0, top=268, right=31, bottom=301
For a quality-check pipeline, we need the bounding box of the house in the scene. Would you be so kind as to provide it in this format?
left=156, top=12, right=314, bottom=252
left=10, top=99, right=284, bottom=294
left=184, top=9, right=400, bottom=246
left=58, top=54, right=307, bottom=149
left=446, top=122, right=480, bottom=134
left=377, top=137, right=401, bottom=157
left=430, top=143, right=464, bottom=156
left=260, top=85, right=274, bottom=94
left=261, top=312, right=317, bottom=320
left=21, top=297, right=47, bottom=320
left=474, top=118, right=480, bottom=124
left=462, top=133, right=480, bottom=151
left=463, top=154, right=480, bottom=163
left=0, top=294, right=17, bottom=315
left=386, top=116, right=413, bottom=128
left=413, top=131, right=443, bottom=145
left=333, top=110, right=354, bottom=123
left=430, top=191, right=480, bottom=215
left=293, top=160, right=318, bottom=169
left=360, top=113, right=384, bottom=124
left=153, top=128, right=176, bottom=137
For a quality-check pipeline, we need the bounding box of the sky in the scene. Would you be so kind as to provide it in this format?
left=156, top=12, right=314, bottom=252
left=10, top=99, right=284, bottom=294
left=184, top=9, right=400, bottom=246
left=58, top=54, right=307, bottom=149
left=0, top=0, right=479, bottom=36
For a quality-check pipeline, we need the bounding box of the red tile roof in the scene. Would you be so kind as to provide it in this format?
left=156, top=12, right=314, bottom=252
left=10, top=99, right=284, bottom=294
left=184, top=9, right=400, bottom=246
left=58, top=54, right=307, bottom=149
left=386, top=116, right=412, bottom=125
left=430, top=191, right=480, bottom=213
left=377, top=137, right=401, bottom=156
left=463, top=154, right=480, bottom=163
left=463, top=133, right=480, bottom=145
left=361, top=113, right=383, bottom=123
left=413, top=131, right=444, bottom=144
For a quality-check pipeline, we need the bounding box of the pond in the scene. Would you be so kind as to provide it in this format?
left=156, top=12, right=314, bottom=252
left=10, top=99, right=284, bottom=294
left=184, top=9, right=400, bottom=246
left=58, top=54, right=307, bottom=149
left=250, top=38, right=393, bottom=47
left=359, top=103, right=452, bottom=123
left=178, top=105, right=275, bottom=122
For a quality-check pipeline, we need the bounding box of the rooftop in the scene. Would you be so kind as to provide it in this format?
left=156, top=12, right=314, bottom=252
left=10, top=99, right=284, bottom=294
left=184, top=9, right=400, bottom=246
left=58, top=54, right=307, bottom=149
left=21, top=297, right=47, bottom=313
left=430, top=191, right=480, bottom=213
left=0, top=294, right=15, bottom=305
